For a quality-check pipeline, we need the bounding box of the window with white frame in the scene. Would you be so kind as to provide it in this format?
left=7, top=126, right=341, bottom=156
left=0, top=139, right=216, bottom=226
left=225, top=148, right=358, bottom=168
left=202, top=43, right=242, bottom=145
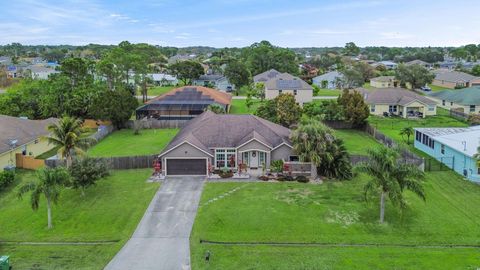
left=371, top=105, right=375, bottom=112
left=470, top=105, right=476, bottom=112
left=215, top=149, right=236, bottom=168
left=428, top=105, right=435, bottom=111
left=242, top=152, right=249, bottom=166
left=259, top=152, right=266, bottom=166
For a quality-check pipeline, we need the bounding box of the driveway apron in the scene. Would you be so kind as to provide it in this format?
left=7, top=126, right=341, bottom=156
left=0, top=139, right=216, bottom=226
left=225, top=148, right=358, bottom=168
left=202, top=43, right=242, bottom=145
left=105, top=176, right=205, bottom=270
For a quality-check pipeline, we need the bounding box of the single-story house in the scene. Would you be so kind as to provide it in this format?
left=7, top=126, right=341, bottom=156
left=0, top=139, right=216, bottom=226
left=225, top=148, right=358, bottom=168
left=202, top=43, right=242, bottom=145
left=158, top=111, right=296, bottom=176
left=312, top=71, right=344, bottom=89
left=414, top=126, right=480, bottom=182
left=135, top=86, right=232, bottom=120
left=405, top=59, right=433, bottom=69
left=372, top=61, right=398, bottom=70
left=428, top=87, right=480, bottom=114
left=432, top=70, right=480, bottom=89
left=370, top=76, right=399, bottom=88
left=193, top=74, right=234, bottom=92
left=25, top=65, right=59, bottom=80
left=264, top=73, right=313, bottom=105
left=356, top=88, right=437, bottom=118
left=149, top=73, right=178, bottom=86
left=253, top=69, right=282, bottom=83
left=0, top=115, right=57, bottom=170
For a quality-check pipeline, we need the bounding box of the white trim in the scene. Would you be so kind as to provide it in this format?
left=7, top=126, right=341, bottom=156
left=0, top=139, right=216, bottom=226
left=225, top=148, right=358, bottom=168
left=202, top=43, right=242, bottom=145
left=237, top=148, right=269, bottom=153
left=236, top=138, right=272, bottom=151
left=160, top=141, right=214, bottom=157
left=271, top=142, right=293, bottom=151
left=213, top=148, right=237, bottom=169
left=164, top=157, right=209, bottom=176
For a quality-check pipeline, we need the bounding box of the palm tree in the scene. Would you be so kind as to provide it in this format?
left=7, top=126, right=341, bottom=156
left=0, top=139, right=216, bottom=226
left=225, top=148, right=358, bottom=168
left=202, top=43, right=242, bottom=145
left=17, top=167, right=70, bottom=229
left=47, top=116, right=94, bottom=167
left=355, top=146, right=426, bottom=223
left=399, top=126, right=414, bottom=145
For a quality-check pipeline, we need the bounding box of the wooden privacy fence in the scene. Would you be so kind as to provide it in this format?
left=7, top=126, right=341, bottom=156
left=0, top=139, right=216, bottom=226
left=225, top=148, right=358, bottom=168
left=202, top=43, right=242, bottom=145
left=16, top=153, right=45, bottom=170
left=46, top=154, right=157, bottom=170
left=449, top=110, right=469, bottom=121
left=126, top=119, right=190, bottom=129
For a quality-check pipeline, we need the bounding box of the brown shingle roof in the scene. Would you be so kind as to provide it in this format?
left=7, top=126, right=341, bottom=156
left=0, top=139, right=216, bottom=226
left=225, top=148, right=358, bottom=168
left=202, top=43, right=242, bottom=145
left=0, top=115, right=57, bottom=154
left=355, top=88, right=436, bottom=106
left=146, top=86, right=232, bottom=106
left=159, top=111, right=291, bottom=156
left=434, top=71, right=479, bottom=83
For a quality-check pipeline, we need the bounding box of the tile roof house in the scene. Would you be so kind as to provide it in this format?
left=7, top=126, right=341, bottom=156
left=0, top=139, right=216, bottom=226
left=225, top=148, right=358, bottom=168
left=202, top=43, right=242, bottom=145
left=370, top=76, right=399, bottom=88
left=312, top=71, right=344, bottom=89
left=135, top=86, right=232, bottom=121
left=414, top=126, right=480, bottom=182
left=428, top=86, right=480, bottom=114
left=0, top=115, right=57, bottom=169
left=158, top=111, right=296, bottom=175
left=193, top=74, right=234, bottom=92
left=356, top=88, right=437, bottom=118
left=432, top=70, right=480, bottom=89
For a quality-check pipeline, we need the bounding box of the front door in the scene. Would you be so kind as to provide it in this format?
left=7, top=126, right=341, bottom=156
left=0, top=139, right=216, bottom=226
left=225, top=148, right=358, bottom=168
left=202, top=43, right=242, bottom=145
left=250, top=151, right=259, bottom=168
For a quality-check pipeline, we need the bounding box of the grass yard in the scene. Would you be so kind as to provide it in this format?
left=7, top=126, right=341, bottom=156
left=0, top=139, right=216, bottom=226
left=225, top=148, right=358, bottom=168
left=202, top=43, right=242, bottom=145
left=229, top=99, right=262, bottom=114
left=145, top=85, right=177, bottom=96
left=334, top=129, right=381, bottom=155
left=368, top=108, right=468, bottom=144
left=0, top=169, right=159, bottom=269
left=428, top=83, right=449, bottom=92
left=88, top=128, right=178, bottom=157
left=316, top=88, right=342, bottom=97
left=190, top=170, right=480, bottom=269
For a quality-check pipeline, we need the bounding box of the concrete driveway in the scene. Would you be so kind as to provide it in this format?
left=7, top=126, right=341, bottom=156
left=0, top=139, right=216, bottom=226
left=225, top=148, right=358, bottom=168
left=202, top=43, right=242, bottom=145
left=105, top=176, right=205, bottom=270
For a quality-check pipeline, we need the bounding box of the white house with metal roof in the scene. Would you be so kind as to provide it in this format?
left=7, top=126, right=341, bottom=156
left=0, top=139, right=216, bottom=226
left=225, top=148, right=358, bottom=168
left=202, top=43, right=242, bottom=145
left=414, top=126, right=480, bottom=182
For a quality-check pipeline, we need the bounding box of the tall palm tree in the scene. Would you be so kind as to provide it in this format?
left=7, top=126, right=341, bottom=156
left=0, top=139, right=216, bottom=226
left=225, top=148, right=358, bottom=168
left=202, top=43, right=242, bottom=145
left=17, top=167, right=70, bottom=229
left=47, top=116, right=94, bottom=167
left=355, top=146, right=426, bottom=223
left=399, top=126, right=414, bottom=145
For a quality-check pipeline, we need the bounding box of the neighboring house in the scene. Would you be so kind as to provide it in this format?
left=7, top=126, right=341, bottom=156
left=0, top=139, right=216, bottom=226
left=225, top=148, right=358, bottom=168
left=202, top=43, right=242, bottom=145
left=148, top=73, right=178, bottom=86
left=135, top=86, right=232, bottom=120
left=193, top=74, right=234, bottom=92
left=0, top=115, right=57, bottom=170
left=300, top=64, right=319, bottom=77
left=405, top=59, right=433, bottom=69
left=167, top=54, right=196, bottom=64
left=356, top=88, right=437, bottom=118
left=158, top=111, right=296, bottom=176
left=428, top=87, right=480, bottom=114
left=25, top=65, right=59, bottom=80
left=370, top=76, right=399, bottom=88
left=432, top=70, right=480, bottom=89
left=253, top=69, right=282, bottom=83
left=414, top=126, right=480, bottom=182
left=372, top=61, right=398, bottom=70
left=312, top=71, right=344, bottom=89
left=0, top=56, right=12, bottom=66
left=264, top=73, right=313, bottom=105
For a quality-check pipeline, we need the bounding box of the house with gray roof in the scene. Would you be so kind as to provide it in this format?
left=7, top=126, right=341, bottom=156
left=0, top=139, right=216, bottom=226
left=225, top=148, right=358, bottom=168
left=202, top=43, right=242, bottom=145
left=432, top=70, right=480, bottom=89
left=25, top=65, right=59, bottom=80
left=428, top=86, right=480, bottom=114
left=193, top=74, right=234, bottom=92
left=405, top=59, right=433, bottom=69
left=312, top=71, right=344, bottom=89
left=0, top=115, right=57, bottom=169
left=370, top=76, right=399, bottom=88
left=372, top=61, right=397, bottom=70
left=158, top=111, right=296, bottom=176
left=356, top=88, right=437, bottom=118
left=263, top=73, right=313, bottom=105
left=253, top=69, right=282, bottom=83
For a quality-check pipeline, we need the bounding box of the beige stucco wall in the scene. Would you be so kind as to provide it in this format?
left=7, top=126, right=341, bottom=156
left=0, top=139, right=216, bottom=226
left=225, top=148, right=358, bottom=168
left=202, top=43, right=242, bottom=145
left=0, top=137, right=53, bottom=170
left=432, top=79, right=457, bottom=89
left=370, top=80, right=393, bottom=88
left=369, top=103, right=436, bottom=118
left=265, top=89, right=313, bottom=105
left=429, top=96, right=480, bottom=114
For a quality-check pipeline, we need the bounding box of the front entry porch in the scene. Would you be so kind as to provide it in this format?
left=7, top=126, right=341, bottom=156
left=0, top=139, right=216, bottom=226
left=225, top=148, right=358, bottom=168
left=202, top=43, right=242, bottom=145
left=239, top=150, right=268, bottom=170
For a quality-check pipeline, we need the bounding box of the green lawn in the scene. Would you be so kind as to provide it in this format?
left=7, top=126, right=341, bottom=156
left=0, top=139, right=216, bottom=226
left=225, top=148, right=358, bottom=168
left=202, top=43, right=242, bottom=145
left=334, top=129, right=381, bottom=155
left=316, top=88, right=342, bottom=97
left=229, top=99, right=261, bottom=114
left=88, top=128, right=178, bottom=157
left=146, top=85, right=177, bottom=96
left=190, top=170, right=480, bottom=269
left=0, top=169, right=159, bottom=269
left=428, top=83, right=449, bottom=92
left=368, top=108, right=468, bottom=144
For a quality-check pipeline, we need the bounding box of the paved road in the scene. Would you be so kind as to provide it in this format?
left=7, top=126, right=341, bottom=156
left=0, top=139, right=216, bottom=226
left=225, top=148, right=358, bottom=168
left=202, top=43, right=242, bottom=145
left=105, top=177, right=205, bottom=270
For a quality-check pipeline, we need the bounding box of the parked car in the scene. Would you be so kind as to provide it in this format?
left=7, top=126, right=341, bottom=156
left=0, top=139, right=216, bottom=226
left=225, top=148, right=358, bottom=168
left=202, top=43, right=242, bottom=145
left=421, top=86, right=432, bottom=92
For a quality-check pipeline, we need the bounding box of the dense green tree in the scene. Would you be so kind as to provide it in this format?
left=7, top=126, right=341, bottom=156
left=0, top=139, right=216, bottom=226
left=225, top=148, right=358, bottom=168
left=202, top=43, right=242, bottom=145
left=355, top=146, right=426, bottom=223
left=0, top=79, right=46, bottom=118
left=17, top=167, right=71, bottom=229
left=275, top=94, right=302, bottom=127
left=169, top=60, right=204, bottom=85
left=254, top=99, right=277, bottom=123
left=69, top=157, right=109, bottom=196
left=341, top=68, right=364, bottom=88
left=395, top=63, right=434, bottom=89
left=337, top=90, right=369, bottom=127
left=242, top=41, right=298, bottom=75
left=303, top=100, right=344, bottom=120
left=343, top=42, right=360, bottom=56
left=471, top=65, right=480, bottom=76
left=90, top=86, right=138, bottom=128
left=224, top=61, right=251, bottom=88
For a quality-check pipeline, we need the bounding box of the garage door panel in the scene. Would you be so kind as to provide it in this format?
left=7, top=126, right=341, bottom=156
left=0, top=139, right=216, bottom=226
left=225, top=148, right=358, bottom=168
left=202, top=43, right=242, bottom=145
left=166, top=159, right=206, bottom=175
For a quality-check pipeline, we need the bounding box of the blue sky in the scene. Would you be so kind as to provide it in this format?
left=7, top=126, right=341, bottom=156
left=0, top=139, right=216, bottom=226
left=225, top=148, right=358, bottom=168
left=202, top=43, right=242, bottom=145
left=1, top=0, right=479, bottom=47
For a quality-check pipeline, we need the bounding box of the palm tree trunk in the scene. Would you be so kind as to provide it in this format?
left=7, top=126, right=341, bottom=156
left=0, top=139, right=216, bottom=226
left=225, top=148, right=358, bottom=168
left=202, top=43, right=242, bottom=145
left=46, top=197, right=53, bottom=229
left=379, top=191, right=386, bottom=223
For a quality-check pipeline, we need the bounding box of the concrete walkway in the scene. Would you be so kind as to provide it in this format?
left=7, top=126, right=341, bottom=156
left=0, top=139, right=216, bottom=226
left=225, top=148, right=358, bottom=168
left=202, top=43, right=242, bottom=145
left=105, top=177, right=205, bottom=270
